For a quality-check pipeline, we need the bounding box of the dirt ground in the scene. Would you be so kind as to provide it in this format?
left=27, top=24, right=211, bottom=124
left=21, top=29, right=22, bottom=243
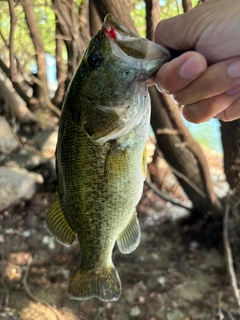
left=1, top=150, right=240, bottom=320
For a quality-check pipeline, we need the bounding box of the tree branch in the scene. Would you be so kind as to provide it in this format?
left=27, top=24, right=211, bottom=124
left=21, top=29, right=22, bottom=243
left=8, top=0, right=17, bottom=82
left=223, top=192, right=240, bottom=307
left=145, top=179, right=192, bottom=210
left=182, top=0, right=192, bottom=13
left=0, top=58, right=31, bottom=103
left=0, top=77, right=36, bottom=123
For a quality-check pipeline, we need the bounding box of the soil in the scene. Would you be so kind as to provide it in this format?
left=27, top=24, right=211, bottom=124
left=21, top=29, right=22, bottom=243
left=1, top=150, right=240, bottom=320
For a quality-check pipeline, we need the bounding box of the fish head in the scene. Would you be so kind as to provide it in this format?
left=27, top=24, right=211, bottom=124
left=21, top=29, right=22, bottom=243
left=78, top=13, right=170, bottom=107
left=65, top=14, right=170, bottom=143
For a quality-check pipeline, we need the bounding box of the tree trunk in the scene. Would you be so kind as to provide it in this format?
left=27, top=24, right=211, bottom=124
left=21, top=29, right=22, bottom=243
left=221, top=120, right=240, bottom=207
left=0, top=58, right=31, bottom=104
left=51, top=22, right=67, bottom=108
left=94, top=0, right=222, bottom=214
left=182, top=0, right=192, bottom=12
left=150, top=88, right=221, bottom=212
left=0, top=77, right=36, bottom=123
left=22, top=0, right=60, bottom=116
left=8, top=0, right=17, bottom=82
left=145, top=0, right=160, bottom=40
left=89, top=0, right=102, bottom=36
left=93, top=0, right=136, bottom=32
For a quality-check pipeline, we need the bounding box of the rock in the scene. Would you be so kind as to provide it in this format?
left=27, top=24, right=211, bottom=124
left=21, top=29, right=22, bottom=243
left=42, top=157, right=56, bottom=182
left=0, top=167, right=44, bottom=211
left=32, top=129, right=57, bottom=155
left=130, top=306, right=141, bottom=317
left=168, top=206, right=191, bottom=222
left=4, top=152, right=42, bottom=170
left=3, top=151, right=56, bottom=183
left=0, top=117, right=20, bottom=155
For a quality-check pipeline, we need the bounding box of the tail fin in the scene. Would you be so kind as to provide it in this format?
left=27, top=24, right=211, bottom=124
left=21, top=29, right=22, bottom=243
left=68, top=264, right=122, bottom=302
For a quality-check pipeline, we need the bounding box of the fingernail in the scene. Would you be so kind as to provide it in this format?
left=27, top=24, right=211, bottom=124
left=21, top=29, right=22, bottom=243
left=179, top=56, right=204, bottom=80
left=171, top=94, right=181, bottom=105
left=228, top=59, right=240, bottom=78
left=155, top=83, right=169, bottom=94
left=226, top=85, right=240, bottom=96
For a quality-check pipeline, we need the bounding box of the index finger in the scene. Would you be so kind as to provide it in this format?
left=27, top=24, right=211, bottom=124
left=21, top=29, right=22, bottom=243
left=153, top=51, right=207, bottom=93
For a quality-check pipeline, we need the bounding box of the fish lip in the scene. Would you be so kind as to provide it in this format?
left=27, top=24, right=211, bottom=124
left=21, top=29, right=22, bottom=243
left=102, top=14, right=170, bottom=78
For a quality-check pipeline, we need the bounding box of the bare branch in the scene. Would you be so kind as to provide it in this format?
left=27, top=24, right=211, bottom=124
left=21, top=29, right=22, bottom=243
left=22, top=255, right=65, bottom=320
left=145, top=179, right=192, bottom=210
left=8, top=0, right=18, bottom=82
left=0, top=30, right=9, bottom=48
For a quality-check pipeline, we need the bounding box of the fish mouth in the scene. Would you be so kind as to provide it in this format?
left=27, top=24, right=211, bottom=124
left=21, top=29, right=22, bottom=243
left=102, top=14, right=170, bottom=79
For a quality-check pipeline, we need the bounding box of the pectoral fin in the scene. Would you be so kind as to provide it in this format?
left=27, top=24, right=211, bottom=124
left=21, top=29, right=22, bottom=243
left=46, top=194, right=76, bottom=246
left=104, top=139, right=133, bottom=178
left=117, top=210, right=140, bottom=254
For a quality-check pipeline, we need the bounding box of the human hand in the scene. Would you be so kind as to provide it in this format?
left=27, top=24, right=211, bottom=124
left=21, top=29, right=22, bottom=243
left=154, top=0, right=240, bottom=122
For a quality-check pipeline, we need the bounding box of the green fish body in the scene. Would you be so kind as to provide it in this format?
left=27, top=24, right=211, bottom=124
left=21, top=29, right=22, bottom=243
left=46, top=14, right=169, bottom=301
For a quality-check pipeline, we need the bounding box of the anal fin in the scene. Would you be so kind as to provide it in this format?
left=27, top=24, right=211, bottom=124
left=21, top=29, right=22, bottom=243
left=46, top=194, right=76, bottom=246
left=117, top=210, right=140, bottom=254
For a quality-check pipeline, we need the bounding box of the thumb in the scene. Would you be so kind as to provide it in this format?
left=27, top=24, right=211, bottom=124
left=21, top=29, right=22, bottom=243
left=154, top=1, right=217, bottom=51
left=155, top=12, right=199, bottom=50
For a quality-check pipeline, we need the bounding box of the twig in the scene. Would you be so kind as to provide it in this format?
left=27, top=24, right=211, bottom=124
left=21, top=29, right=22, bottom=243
left=22, top=255, right=66, bottom=320
left=145, top=179, right=192, bottom=210
left=220, top=306, right=236, bottom=320
left=155, top=148, right=207, bottom=199
left=223, top=194, right=240, bottom=307
left=218, top=302, right=224, bottom=320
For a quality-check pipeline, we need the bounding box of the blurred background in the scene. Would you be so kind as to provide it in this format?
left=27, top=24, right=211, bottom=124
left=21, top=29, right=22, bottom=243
left=0, top=0, right=240, bottom=319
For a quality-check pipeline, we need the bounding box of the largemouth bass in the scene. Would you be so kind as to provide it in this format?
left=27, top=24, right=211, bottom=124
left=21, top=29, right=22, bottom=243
left=46, top=14, right=170, bottom=301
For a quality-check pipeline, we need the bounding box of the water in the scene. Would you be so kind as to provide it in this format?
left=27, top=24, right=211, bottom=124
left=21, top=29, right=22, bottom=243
left=183, top=118, right=223, bottom=154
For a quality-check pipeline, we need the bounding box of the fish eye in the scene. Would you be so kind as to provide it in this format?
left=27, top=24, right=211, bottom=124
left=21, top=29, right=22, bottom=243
left=87, top=51, right=104, bottom=69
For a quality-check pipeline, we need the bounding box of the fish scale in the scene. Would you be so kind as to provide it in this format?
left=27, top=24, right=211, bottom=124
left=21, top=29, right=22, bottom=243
left=46, top=13, right=170, bottom=301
